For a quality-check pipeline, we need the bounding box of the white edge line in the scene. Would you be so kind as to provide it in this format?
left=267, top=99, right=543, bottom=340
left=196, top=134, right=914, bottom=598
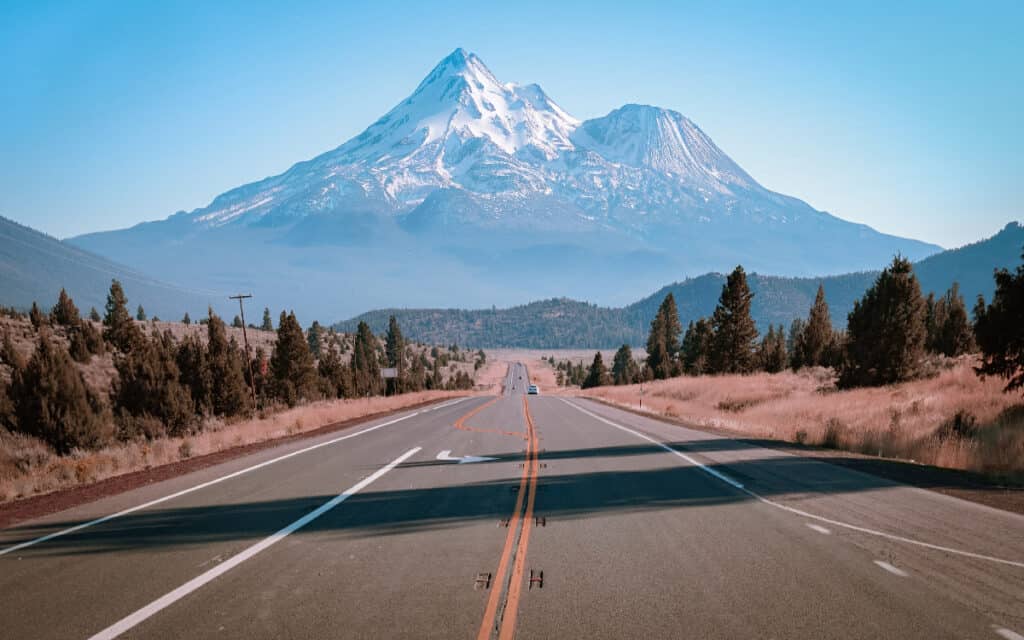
left=994, top=626, right=1024, bottom=640
left=0, top=398, right=470, bottom=557
left=561, top=398, right=1024, bottom=571
left=874, top=560, right=909, bottom=577
left=87, top=446, right=421, bottom=640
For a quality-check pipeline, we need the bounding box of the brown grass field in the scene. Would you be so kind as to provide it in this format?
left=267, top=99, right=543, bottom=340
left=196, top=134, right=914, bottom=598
left=577, top=358, right=1024, bottom=479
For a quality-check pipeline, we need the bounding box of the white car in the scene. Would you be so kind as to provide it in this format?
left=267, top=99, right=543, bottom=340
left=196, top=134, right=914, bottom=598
left=527, top=384, right=539, bottom=395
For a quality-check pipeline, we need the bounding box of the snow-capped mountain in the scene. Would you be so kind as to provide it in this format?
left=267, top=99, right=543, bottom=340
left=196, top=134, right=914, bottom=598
left=71, top=48, right=941, bottom=321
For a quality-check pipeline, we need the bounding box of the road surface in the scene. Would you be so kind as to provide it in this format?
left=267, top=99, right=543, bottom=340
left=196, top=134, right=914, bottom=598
left=1, top=362, right=1022, bottom=639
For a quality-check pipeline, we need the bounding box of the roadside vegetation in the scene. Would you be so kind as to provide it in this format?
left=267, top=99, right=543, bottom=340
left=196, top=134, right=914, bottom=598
left=569, top=252, right=1024, bottom=480
left=0, top=282, right=484, bottom=502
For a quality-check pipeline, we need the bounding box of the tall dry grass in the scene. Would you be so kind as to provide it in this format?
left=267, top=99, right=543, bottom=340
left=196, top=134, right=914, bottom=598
left=0, top=390, right=464, bottom=503
left=580, top=359, right=1024, bottom=479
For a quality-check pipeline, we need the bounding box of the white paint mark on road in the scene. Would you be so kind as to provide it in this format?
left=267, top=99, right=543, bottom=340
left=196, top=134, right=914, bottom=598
left=0, top=399, right=470, bottom=557
left=806, top=523, right=831, bottom=535
left=87, top=447, right=421, bottom=640
left=436, top=450, right=498, bottom=464
left=561, top=399, right=1024, bottom=570
left=560, top=400, right=744, bottom=489
left=874, top=560, right=909, bottom=577
left=994, top=626, right=1024, bottom=640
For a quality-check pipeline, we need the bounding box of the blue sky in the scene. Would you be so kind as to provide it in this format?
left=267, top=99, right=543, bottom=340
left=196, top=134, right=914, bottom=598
left=1, top=0, right=1020, bottom=248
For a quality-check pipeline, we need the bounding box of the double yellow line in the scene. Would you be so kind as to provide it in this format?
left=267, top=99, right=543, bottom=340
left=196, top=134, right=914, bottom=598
left=476, top=395, right=540, bottom=640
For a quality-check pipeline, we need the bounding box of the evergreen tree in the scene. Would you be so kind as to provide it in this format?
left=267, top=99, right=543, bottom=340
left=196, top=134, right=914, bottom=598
left=136, top=305, right=147, bottom=321
left=51, top=288, right=80, bottom=326
left=261, top=307, right=273, bottom=331
left=408, top=353, right=427, bottom=391
left=933, top=283, right=975, bottom=357
left=207, top=310, right=250, bottom=416
left=839, top=257, right=927, bottom=388
left=113, top=330, right=195, bottom=438
left=681, top=318, right=714, bottom=375
left=611, top=344, right=640, bottom=385
left=307, top=320, right=323, bottom=358
left=709, top=266, right=759, bottom=374
left=797, top=284, right=834, bottom=367
left=385, top=316, right=405, bottom=394
left=646, top=293, right=682, bottom=379
left=582, top=352, right=610, bottom=389
left=270, top=311, right=319, bottom=406
left=89, top=307, right=101, bottom=322
left=759, top=324, right=788, bottom=373
left=176, top=334, right=212, bottom=415
left=787, top=318, right=806, bottom=370
left=232, top=315, right=243, bottom=328
left=973, top=251, right=1024, bottom=392
left=13, top=330, right=110, bottom=453
left=351, top=321, right=382, bottom=397
left=103, top=279, right=139, bottom=352
left=318, top=346, right=351, bottom=398
left=182, top=312, right=191, bottom=325
left=29, top=302, right=45, bottom=329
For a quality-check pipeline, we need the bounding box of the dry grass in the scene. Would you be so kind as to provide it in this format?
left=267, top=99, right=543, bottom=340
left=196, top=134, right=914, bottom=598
left=0, top=390, right=464, bottom=503
left=579, top=359, right=1024, bottom=479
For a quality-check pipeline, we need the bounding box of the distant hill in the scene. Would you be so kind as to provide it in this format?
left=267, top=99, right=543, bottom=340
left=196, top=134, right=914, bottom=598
left=337, top=222, right=1023, bottom=348
left=0, top=216, right=230, bottom=320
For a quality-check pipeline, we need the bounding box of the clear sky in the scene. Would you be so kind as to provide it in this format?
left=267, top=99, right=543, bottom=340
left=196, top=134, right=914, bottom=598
left=1, top=1, right=1020, bottom=248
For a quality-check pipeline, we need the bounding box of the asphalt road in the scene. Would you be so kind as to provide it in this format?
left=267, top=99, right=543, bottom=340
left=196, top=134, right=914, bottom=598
left=1, top=362, right=1022, bottom=639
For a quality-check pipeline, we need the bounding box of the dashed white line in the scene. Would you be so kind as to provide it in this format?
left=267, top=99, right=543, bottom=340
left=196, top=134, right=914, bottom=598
left=806, top=523, right=831, bottom=535
left=87, top=446, right=421, bottom=640
left=994, top=626, right=1024, bottom=640
left=874, top=560, right=909, bottom=577
left=1, top=399, right=469, bottom=557
left=561, top=398, right=1024, bottom=570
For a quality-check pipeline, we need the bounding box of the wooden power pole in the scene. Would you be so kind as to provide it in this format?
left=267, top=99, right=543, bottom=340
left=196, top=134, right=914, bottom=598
left=229, top=294, right=259, bottom=411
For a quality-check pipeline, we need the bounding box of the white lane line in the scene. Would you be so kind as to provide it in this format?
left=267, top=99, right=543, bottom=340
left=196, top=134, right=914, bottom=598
left=874, top=560, right=909, bottom=577
left=806, top=523, right=831, bottom=535
left=88, top=446, right=421, bottom=640
left=561, top=399, right=1024, bottom=570
left=994, top=626, right=1024, bottom=640
left=562, top=400, right=744, bottom=489
left=0, top=399, right=469, bottom=557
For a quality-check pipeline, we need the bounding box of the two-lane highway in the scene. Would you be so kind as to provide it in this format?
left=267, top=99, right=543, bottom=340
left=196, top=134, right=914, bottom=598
left=1, top=362, right=1022, bottom=639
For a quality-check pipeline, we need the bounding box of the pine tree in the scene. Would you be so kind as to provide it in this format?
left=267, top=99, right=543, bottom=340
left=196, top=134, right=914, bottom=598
left=307, top=320, right=323, bottom=358
left=207, top=310, right=250, bottom=416
left=261, top=307, right=273, bottom=331
left=759, top=324, right=788, bottom=373
left=385, top=316, right=405, bottom=394
left=29, top=302, right=45, bottom=329
left=840, top=257, right=927, bottom=388
left=176, top=334, right=212, bottom=415
left=611, top=344, right=640, bottom=385
left=797, top=284, right=834, bottom=367
left=13, top=330, right=111, bottom=453
left=113, top=330, right=195, bottom=438
left=646, top=293, right=682, bottom=379
left=51, top=288, right=80, bottom=326
left=270, top=311, right=319, bottom=406
left=134, top=305, right=146, bottom=321
left=582, top=352, right=610, bottom=389
left=934, top=283, right=975, bottom=357
left=973, top=251, right=1024, bottom=392
left=787, top=318, right=806, bottom=370
left=351, top=321, right=382, bottom=397
left=232, top=315, right=243, bottom=328
left=89, top=307, right=101, bottom=322
left=103, top=279, right=139, bottom=352
left=709, top=266, right=759, bottom=374
left=317, top=346, right=351, bottom=398
left=681, top=318, right=714, bottom=375
left=182, top=312, right=191, bottom=325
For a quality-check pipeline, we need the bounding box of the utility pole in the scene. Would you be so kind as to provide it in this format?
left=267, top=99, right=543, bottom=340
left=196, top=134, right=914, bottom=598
left=229, top=294, right=259, bottom=412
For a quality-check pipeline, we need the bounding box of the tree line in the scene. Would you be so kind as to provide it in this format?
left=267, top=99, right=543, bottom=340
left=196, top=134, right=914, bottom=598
left=570, top=251, right=1024, bottom=393
left=0, top=281, right=475, bottom=454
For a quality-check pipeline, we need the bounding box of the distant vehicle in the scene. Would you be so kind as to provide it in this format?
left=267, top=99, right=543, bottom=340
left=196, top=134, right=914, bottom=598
left=527, top=384, right=539, bottom=395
